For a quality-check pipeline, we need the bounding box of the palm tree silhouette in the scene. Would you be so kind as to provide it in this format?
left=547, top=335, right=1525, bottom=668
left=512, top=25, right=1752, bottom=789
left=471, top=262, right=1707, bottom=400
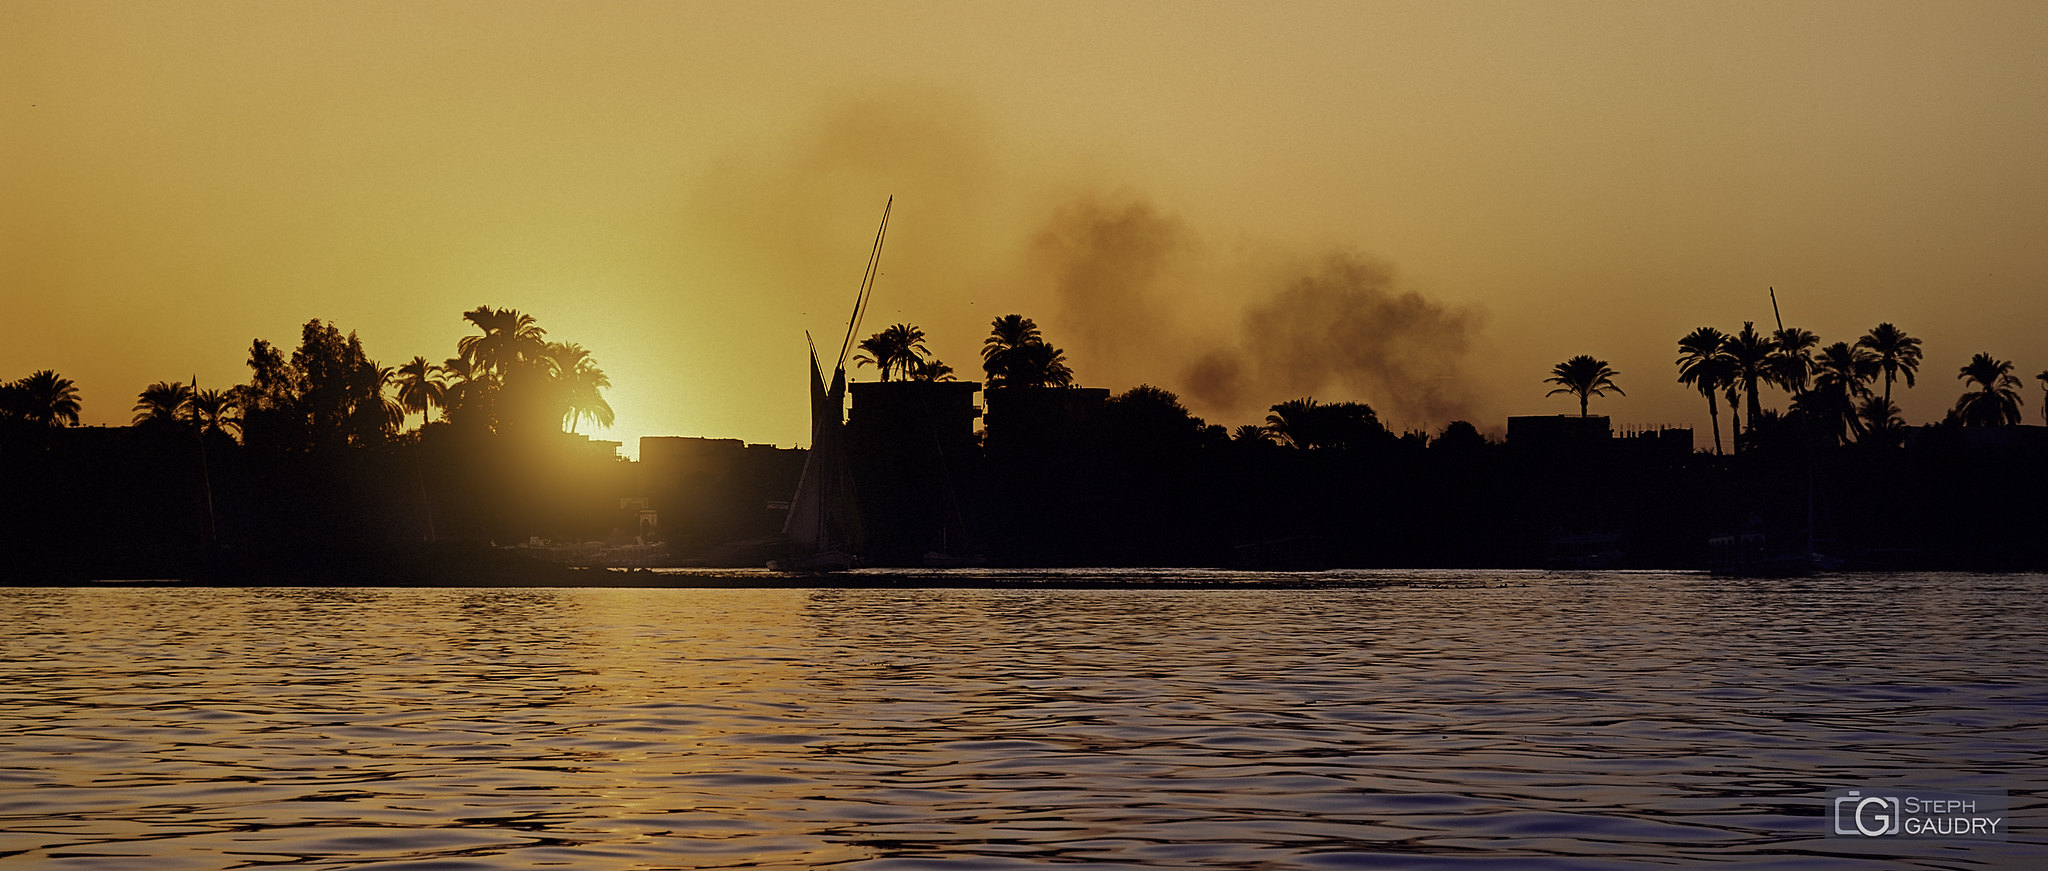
left=1856, top=322, right=1923, bottom=406
left=1856, top=396, right=1905, bottom=447
left=1002, top=341, right=1074, bottom=388
left=1798, top=341, right=1878, bottom=444
left=982, top=315, right=1042, bottom=370
left=1953, top=352, right=2024, bottom=426
left=459, top=306, right=548, bottom=384
left=440, top=356, right=478, bottom=423
left=1230, top=423, right=1269, bottom=443
left=394, top=356, right=447, bottom=430
left=133, top=380, right=195, bottom=428
left=1676, top=327, right=1733, bottom=455
left=853, top=323, right=930, bottom=382
left=1544, top=355, right=1623, bottom=418
left=1262, top=397, right=1383, bottom=449
left=1263, top=397, right=1322, bottom=448
left=908, top=357, right=956, bottom=382
left=11, top=370, right=83, bottom=430
left=982, top=315, right=1074, bottom=388
left=1767, top=326, right=1820, bottom=397
left=191, top=389, right=243, bottom=439
left=546, top=342, right=614, bottom=433
left=1725, top=322, right=1777, bottom=447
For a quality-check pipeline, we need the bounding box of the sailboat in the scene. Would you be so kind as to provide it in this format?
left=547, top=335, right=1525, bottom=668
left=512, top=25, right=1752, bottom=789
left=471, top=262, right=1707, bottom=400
left=771, top=198, right=891, bottom=572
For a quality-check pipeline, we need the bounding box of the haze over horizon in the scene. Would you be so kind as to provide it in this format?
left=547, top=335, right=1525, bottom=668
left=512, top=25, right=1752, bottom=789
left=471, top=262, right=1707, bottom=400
left=7, top=1, right=2046, bottom=457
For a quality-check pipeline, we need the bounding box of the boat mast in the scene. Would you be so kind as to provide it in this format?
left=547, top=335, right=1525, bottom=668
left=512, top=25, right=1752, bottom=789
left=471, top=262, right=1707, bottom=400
left=836, top=196, right=893, bottom=373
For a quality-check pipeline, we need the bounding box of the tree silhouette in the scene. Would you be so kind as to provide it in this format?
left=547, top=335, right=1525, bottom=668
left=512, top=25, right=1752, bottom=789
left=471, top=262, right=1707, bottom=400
left=1105, top=385, right=1206, bottom=450
left=1230, top=423, right=1270, bottom=444
left=1856, top=322, right=1923, bottom=407
left=1953, top=352, right=2024, bottom=426
left=1002, top=342, right=1074, bottom=388
left=982, top=315, right=1042, bottom=368
left=1856, top=396, right=1905, bottom=447
left=1725, top=322, right=1777, bottom=448
left=854, top=323, right=930, bottom=382
left=238, top=320, right=397, bottom=450
left=439, top=356, right=478, bottom=425
left=908, top=357, right=956, bottom=382
left=1675, top=327, right=1733, bottom=455
left=982, top=315, right=1074, bottom=388
left=547, top=342, right=614, bottom=433
left=459, top=306, right=547, bottom=380
left=1263, top=398, right=1321, bottom=448
left=191, top=388, right=243, bottom=439
left=1433, top=420, right=1488, bottom=452
left=1794, top=341, right=1879, bottom=445
left=9, top=370, right=83, bottom=430
left=1544, top=355, right=1623, bottom=418
left=1263, top=397, right=1384, bottom=450
left=1767, top=326, right=1820, bottom=397
left=456, top=306, right=548, bottom=432
left=395, top=356, right=447, bottom=430
left=133, top=380, right=195, bottom=428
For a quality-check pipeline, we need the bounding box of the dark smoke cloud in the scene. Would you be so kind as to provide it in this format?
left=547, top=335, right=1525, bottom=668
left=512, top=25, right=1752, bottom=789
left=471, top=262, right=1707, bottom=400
left=1032, top=192, right=1484, bottom=430
left=1188, top=254, right=1483, bottom=427
left=1031, top=193, right=1192, bottom=382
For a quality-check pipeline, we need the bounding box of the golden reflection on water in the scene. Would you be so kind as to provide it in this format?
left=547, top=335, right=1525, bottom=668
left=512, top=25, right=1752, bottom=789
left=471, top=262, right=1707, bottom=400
left=0, top=574, right=2044, bottom=869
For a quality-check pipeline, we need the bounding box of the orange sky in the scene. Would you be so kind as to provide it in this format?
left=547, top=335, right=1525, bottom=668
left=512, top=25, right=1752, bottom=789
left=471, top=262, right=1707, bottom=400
left=6, top=1, right=2046, bottom=455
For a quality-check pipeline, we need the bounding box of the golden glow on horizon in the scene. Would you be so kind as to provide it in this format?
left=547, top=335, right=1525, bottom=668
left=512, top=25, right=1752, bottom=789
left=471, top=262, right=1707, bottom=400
left=5, top=2, right=2046, bottom=456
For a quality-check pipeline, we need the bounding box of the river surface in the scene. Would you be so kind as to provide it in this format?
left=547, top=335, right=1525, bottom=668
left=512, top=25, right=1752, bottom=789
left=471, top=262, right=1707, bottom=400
left=2, top=571, right=2043, bottom=869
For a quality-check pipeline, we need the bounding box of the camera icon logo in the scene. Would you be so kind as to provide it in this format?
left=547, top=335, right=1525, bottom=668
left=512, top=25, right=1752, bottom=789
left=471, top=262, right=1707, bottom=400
left=1833, top=790, right=1902, bottom=837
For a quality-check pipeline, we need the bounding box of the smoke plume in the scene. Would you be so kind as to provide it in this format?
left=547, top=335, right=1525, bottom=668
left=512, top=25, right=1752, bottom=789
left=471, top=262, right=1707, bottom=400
left=1031, top=193, right=1484, bottom=431
left=1187, top=254, right=1483, bottom=427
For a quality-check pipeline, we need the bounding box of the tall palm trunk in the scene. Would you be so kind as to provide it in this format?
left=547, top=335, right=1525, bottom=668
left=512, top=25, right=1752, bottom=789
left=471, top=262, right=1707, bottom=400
left=1706, top=392, right=1723, bottom=455
left=1745, top=376, right=1764, bottom=436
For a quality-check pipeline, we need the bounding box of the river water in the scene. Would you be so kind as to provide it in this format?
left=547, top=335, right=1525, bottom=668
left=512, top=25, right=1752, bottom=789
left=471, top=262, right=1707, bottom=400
left=2, top=572, right=2042, bottom=869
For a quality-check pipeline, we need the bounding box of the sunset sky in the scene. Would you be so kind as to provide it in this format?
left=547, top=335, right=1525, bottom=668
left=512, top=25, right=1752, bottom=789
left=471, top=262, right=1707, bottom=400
left=6, top=1, right=2046, bottom=456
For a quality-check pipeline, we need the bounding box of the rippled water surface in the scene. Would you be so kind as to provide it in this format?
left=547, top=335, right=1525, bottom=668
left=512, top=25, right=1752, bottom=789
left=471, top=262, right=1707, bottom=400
left=3, top=572, right=2045, bottom=869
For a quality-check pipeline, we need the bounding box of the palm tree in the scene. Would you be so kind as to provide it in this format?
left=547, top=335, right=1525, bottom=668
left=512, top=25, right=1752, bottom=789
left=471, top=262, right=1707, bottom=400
left=10, top=370, right=83, bottom=429
left=394, top=356, right=447, bottom=430
left=458, top=306, right=548, bottom=382
left=1801, top=341, right=1878, bottom=444
left=1856, top=322, right=1923, bottom=406
left=1725, top=322, right=1777, bottom=445
left=344, top=362, right=405, bottom=440
left=1230, top=423, right=1269, bottom=443
left=1262, top=397, right=1383, bottom=449
left=1263, top=397, right=1322, bottom=448
left=1953, top=352, right=2024, bottom=426
left=1675, top=327, right=1733, bottom=455
left=982, top=314, right=1042, bottom=369
left=1856, top=396, right=1904, bottom=447
left=982, top=314, right=1074, bottom=388
left=853, top=323, right=930, bottom=381
left=546, top=342, right=613, bottom=433
left=908, top=358, right=956, bottom=382
left=132, top=380, right=195, bottom=428
left=1001, top=341, right=1074, bottom=388
left=190, top=388, right=243, bottom=438
left=1767, top=326, right=1819, bottom=398
left=1544, top=355, right=1624, bottom=418
left=440, top=356, right=478, bottom=423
